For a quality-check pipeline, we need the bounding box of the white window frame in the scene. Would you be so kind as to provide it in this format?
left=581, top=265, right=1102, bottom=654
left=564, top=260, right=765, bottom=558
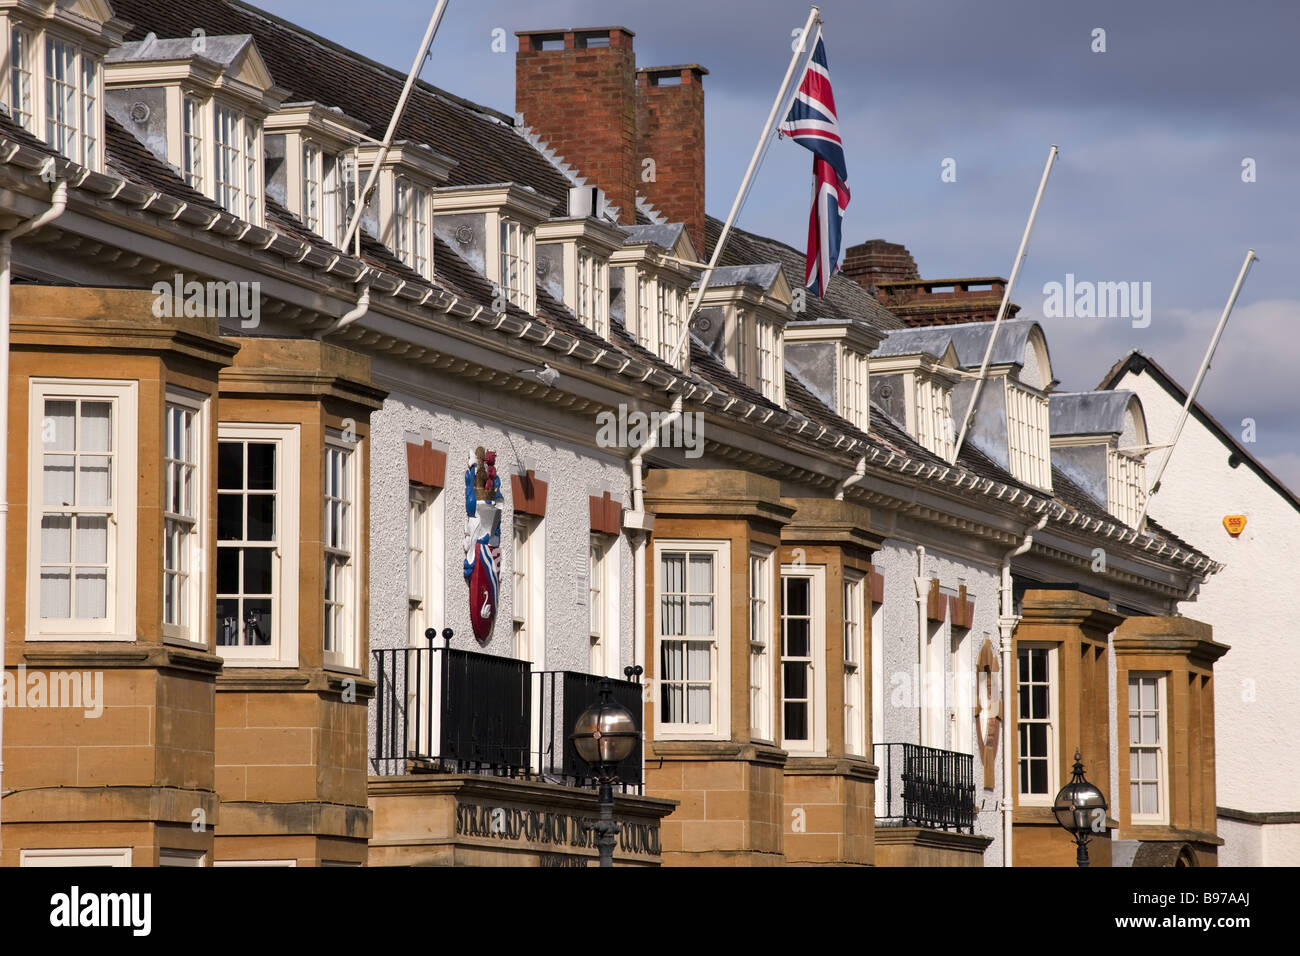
left=159, top=848, right=206, bottom=867
left=588, top=532, right=620, bottom=677
left=654, top=539, right=731, bottom=740
left=43, top=32, right=98, bottom=168
left=26, top=379, right=138, bottom=642
left=394, top=177, right=431, bottom=278
left=1108, top=449, right=1146, bottom=528
left=512, top=513, right=544, bottom=666
left=635, top=271, right=652, bottom=351
left=840, top=348, right=869, bottom=431
left=576, top=248, right=609, bottom=338
left=182, top=94, right=206, bottom=191
left=748, top=547, right=774, bottom=743
left=780, top=565, right=827, bottom=754
left=20, top=847, right=132, bottom=867
left=1128, top=672, right=1169, bottom=825
left=215, top=422, right=300, bottom=667
left=1017, top=642, right=1059, bottom=805
left=302, top=139, right=323, bottom=234
left=211, top=99, right=263, bottom=225
left=162, top=388, right=208, bottom=647
left=656, top=282, right=682, bottom=364
left=407, top=483, right=444, bottom=647
left=843, top=570, right=866, bottom=757
left=948, top=616, right=973, bottom=756
left=323, top=431, right=362, bottom=671
left=1005, top=379, right=1052, bottom=490
left=914, top=374, right=954, bottom=460
left=10, top=25, right=35, bottom=131
left=498, top=216, right=534, bottom=313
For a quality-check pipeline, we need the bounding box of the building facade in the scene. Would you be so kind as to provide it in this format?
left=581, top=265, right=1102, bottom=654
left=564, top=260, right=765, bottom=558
left=0, top=0, right=1233, bottom=867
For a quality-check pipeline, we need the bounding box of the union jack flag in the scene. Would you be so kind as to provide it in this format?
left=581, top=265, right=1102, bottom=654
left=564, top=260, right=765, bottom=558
left=779, top=30, right=850, bottom=297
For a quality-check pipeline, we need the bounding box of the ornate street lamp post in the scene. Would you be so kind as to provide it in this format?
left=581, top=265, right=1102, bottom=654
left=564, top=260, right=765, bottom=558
left=571, top=679, right=639, bottom=868
left=1053, top=750, right=1109, bottom=867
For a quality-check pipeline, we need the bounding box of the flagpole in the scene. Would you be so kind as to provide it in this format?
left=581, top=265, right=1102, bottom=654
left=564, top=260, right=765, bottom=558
left=667, top=5, right=821, bottom=372
left=950, top=144, right=1058, bottom=464
left=1135, top=247, right=1257, bottom=529
left=340, top=0, right=451, bottom=253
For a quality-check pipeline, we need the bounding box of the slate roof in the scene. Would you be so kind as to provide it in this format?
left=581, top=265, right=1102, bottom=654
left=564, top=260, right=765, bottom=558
left=0, top=1, right=1220, bottom=578
left=1049, top=390, right=1135, bottom=437
left=874, top=317, right=1043, bottom=369
left=107, top=34, right=256, bottom=68
left=694, top=263, right=784, bottom=291
left=622, top=223, right=684, bottom=249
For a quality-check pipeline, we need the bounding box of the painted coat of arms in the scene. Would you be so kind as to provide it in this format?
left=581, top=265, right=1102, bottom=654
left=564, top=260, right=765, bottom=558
left=463, top=446, right=503, bottom=643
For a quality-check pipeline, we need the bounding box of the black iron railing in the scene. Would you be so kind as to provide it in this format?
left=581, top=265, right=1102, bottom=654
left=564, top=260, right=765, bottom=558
left=371, top=639, right=531, bottom=778
left=535, top=670, right=643, bottom=794
left=874, top=742, right=976, bottom=833
left=370, top=635, right=644, bottom=793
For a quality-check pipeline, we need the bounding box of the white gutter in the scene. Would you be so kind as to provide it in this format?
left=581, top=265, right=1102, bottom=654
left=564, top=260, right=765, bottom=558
left=0, top=180, right=68, bottom=850
left=997, top=511, right=1048, bottom=866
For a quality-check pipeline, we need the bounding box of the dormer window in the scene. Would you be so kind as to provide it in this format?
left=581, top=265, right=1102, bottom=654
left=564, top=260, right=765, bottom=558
left=915, top=373, right=954, bottom=459
left=433, top=183, right=554, bottom=316
left=5, top=4, right=122, bottom=172
left=1005, top=380, right=1051, bottom=489
left=576, top=249, right=606, bottom=335
left=785, top=319, right=881, bottom=432
left=213, top=102, right=260, bottom=221
left=610, top=223, right=700, bottom=369
left=695, top=264, right=791, bottom=405
left=396, top=178, right=431, bottom=278
left=106, top=34, right=285, bottom=225
left=1050, top=390, right=1149, bottom=527
left=499, top=217, right=530, bottom=310
left=263, top=102, right=366, bottom=248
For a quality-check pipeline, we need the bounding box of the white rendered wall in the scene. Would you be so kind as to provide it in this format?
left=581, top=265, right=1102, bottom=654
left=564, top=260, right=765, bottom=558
left=367, top=394, right=634, bottom=674
left=873, top=540, right=1003, bottom=865
left=1117, top=368, right=1300, bottom=865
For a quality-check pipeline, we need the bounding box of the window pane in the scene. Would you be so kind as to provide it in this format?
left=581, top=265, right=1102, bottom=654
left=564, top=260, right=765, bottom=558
left=785, top=578, right=809, bottom=616
left=784, top=700, right=808, bottom=741
left=686, top=597, right=713, bottom=637
left=246, top=494, right=275, bottom=541
left=74, top=569, right=107, bottom=618
left=40, top=515, right=71, bottom=563
left=217, top=548, right=239, bottom=593
left=218, top=442, right=243, bottom=489
left=43, top=400, right=75, bottom=450
left=75, top=515, right=107, bottom=564
left=217, top=494, right=242, bottom=540
left=40, top=570, right=71, bottom=618
left=243, top=547, right=273, bottom=594
left=43, top=455, right=74, bottom=506
left=78, top=455, right=111, bottom=506
left=247, top=443, right=276, bottom=489
left=80, top=402, right=112, bottom=451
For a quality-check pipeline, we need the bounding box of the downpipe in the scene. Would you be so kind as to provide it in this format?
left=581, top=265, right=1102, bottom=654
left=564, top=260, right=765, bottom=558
left=0, top=181, right=69, bottom=850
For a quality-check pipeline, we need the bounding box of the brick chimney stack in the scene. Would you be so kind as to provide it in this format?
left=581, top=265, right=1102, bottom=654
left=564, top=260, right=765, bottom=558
left=636, top=65, right=708, bottom=255
left=516, top=27, right=638, bottom=224
left=841, top=239, right=920, bottom=290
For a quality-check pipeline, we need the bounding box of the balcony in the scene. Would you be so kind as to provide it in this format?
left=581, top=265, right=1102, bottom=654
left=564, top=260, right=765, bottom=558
left=874, top=742, right=976, bottom=833
left=370, top=641, right=643, bottom=793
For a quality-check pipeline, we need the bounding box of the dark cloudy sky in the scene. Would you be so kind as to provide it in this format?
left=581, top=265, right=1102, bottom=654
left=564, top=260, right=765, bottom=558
left=263, top=0, right=1299, bottom=490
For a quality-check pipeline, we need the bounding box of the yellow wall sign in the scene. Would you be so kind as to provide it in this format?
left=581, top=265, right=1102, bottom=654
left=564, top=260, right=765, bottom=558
left=1223, top=515, right=1247, bottom=536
